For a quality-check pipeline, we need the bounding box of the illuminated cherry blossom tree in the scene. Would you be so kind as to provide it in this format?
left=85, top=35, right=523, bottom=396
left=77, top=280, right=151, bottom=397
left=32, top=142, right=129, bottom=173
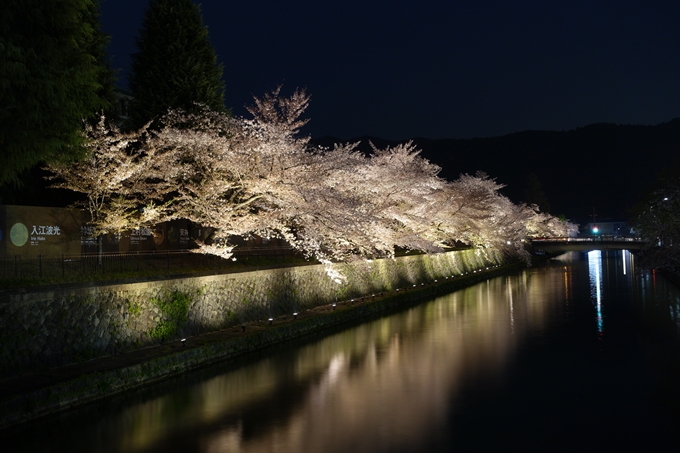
left=46, top=118, right=156, bottom=234
left=47, top=88, right=576, bottom=268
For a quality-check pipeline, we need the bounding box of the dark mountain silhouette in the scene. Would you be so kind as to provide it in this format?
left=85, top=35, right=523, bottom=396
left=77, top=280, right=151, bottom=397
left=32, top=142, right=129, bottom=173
left=312, top=118, right=680, bottom=225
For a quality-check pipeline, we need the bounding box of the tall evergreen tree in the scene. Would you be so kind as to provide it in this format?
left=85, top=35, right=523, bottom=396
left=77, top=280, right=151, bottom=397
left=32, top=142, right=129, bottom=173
left=0, top=0, right=114, bottom=186
left=524, top=172, right=552, bottom=213
left=128, top=0, right=225, bottom=129
left=85, top=0, right=119, bottom=123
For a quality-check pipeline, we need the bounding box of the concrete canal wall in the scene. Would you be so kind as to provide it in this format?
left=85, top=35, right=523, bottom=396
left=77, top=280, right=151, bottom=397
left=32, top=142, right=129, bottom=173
left=0, top=249, right=503, bottom=380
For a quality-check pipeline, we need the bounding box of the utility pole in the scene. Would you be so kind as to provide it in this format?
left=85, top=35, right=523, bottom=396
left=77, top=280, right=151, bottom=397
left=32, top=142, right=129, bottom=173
left=589, top=208, right=599, bottom=237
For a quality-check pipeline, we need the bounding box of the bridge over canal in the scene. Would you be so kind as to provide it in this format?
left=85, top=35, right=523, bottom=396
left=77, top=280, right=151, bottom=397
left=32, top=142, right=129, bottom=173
left=531, top=237, right=647, bottom=252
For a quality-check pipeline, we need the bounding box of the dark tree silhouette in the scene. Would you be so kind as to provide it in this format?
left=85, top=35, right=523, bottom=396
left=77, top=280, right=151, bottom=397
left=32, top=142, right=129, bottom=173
left=634, top=164, right=680, bottom=272
left=524, top=172, right=551, bottom=213
left=0, top=0, right=114, bottom=186
left=128, top=0, right=225, bottom=130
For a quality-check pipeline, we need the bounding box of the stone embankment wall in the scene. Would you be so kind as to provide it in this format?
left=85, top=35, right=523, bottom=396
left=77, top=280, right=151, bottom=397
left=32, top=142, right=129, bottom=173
left=0, top=249, right=503, bottom=380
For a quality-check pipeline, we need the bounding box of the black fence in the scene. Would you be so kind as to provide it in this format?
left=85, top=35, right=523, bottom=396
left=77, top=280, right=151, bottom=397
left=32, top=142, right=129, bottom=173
left=0, top=246, right=303, bottom=284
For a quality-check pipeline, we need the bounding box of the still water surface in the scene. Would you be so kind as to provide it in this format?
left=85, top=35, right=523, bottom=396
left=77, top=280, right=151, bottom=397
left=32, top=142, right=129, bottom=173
left=5, top=251, right=680, bottom=452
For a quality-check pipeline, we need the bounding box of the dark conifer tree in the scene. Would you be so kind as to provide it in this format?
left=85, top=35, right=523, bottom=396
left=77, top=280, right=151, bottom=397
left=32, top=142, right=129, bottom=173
left=0, top=0, right=114, bottom=186
left=524, top=172, right=552, bottom=213
left=85, top=0, right=119, bottom=123
left=128, top=0, right=225, bottom=130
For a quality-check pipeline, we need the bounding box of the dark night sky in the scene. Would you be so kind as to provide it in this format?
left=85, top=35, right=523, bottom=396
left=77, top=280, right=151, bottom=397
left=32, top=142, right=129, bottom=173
left=100, top=0, right=680, bottom=141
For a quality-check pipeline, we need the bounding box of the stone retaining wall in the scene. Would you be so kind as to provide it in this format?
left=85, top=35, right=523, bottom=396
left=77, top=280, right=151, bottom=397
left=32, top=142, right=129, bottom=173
left=0, top=249, right=503, bottom=380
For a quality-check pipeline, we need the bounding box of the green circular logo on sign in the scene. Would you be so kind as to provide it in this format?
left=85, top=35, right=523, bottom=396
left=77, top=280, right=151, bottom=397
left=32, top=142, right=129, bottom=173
left=10, top=223, right=28, bottom=247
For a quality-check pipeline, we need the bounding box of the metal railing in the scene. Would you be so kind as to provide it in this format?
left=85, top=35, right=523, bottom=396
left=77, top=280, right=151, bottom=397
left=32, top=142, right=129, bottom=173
left=0, top=246, right=303, bottom=284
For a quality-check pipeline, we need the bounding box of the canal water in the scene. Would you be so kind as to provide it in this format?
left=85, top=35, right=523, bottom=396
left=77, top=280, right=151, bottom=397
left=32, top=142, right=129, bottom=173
left=4, top=251, right=680, bottom=452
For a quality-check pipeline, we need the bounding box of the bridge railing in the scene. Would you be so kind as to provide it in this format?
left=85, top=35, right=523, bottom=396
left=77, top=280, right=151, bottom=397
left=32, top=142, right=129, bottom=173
left=532, top=237, right=644, bottom=243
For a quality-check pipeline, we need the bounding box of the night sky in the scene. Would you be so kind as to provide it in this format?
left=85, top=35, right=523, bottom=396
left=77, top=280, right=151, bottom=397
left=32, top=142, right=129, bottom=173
left=101, top=0, right=680, bottom=140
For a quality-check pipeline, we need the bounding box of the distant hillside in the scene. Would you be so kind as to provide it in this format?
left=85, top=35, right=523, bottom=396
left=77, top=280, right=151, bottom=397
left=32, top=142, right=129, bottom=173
left=313, top=119, right=680, bottom=225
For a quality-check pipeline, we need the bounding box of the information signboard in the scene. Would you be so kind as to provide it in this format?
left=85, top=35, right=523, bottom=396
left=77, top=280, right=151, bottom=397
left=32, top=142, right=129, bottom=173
left=0, top=205, right=82, bottom=258
left=1, top=205, right=195, bottom=259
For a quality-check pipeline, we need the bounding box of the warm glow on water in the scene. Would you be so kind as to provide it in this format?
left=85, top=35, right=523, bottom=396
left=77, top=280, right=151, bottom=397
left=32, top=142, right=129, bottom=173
left=5, top=251, right=680, bottom=452
left=114, top=277, right=534, bottom=453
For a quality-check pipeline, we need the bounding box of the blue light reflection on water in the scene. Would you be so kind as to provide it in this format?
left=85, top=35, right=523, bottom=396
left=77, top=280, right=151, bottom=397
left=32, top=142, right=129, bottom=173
left=588, top=250, right=604, bottom=335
